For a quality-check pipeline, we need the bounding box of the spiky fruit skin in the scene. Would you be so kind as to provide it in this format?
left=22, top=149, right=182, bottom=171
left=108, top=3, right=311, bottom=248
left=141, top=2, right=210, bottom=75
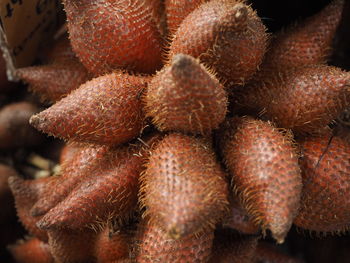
left=141, top=133, right=229, bottom=238
left=37, top=134, right=161, bottom=230
left=254, top=242, right=304, bottom=263
left=262, top=0, right=345, bottom=73
left=165, top=0, right=205, bottom=36
left=136, top=220, right=214, bottom=263
left=145, top=54, right=227, bottom=135
left=209, top=229, right=258, bottom=263
left=8, top=238, right=54, bottom=263
left=16, top=58, right=90, bottom=103
left=30, top=72, right=149, bottom=145
left=31, top=144, right=110, bottom=217
left=47, top=228, right=96, bottom=263
left=0, top=102, right=43, bottom=148
left=94, top=225, right=131, bottom=263
left=169, top=0, right=267, bottom=86
left=294, top=134, right=350, bottom=233
left=8, top=176, right=56, bottom=242
left=239, top=65, right=350, bottom=134
left=220, top=117, right=302, bottom=243
left=63, top=0, right=162, bottom=75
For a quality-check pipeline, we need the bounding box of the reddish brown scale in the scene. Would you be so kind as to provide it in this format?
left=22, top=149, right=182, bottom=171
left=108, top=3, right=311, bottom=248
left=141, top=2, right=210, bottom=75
left=8, top=238, right=54, bottom=263
left=0, top=164, right=17, bottom=222
left=47, top=228, right=96, bottom=263
left=145, top=54, right=227, bottom=135
left=294, top=134, right=350, bottom=233
left=169, top=0, right=268, bottom=86
left=219, top=117, right=302, bottom=243
left=31, top=144, right=110, bottom=217
left=239, top=65, right=350, bottom=134
left=209, top=229, right=258, bottom=263
left=30, top=72, right=149, bottom=145
left=261, top=0, right=345, bottom=74
left=37, top=134, right=162, bottom=230
left=63, top=0, right=163, bottom=75
left=148, top=0, right=167, bottom=38
left=165, top=0, right=205, bottom=36
left=136, top=219, right=214, bottom=263
left=221, top=195, right=260, bottom=235
left=254, top=242, right=304, bottom=263
left=0, top=102, right=43, bottom=148
left=17, top=58, right=90, bottom=103
left=94, top=224, right=131, bottom=263
left=141, top=133, right=229, bottom=239
left=8, top=176, right=57, bottom=242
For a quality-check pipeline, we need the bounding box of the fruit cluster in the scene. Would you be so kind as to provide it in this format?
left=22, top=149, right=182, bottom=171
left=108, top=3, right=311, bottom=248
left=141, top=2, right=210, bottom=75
left=3, top=0, right=350, bottom=262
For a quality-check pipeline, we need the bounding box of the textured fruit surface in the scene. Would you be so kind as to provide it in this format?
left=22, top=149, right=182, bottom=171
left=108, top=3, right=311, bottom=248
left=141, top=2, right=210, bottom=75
left=37, top=135, right=161, bottom=230
left=209, top=228, right=258, bottom=263
left=294, top=134, right=350, bottom=233
left=0, top=102, right=43, bottom=148
left=63, top=0, right=163, bottom=75
left=261, top=0, right=344, bottom=73
left=47, top=228, right=96, bottom=263
left=8, top=176, right=56, bottom=242
left=238, top=65, right=350, bottom=134
left=8, top=238, right=54, bottom=263
left=31, top=144, right=110, bottom=217
left=165, top=0, right=205, bottom=36
left=94, top=224, right=131, bottom=263
left=16, top=58, right=90, bottom=102
left=220, top=117, right=301, bottom=243
left=169, top=0, right=267, bottom=86
left=145, top=54, right=227, bottom=134
left=136, top=219, right=214, bottom=263
left=141, top=133, right=229, bottom=238
left=30, top=72, right=149, bottom=145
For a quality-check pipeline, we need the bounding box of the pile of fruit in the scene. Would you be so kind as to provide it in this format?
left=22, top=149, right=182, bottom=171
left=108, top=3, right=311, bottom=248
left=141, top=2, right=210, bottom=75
left=0, top=0, right=349, bottom=262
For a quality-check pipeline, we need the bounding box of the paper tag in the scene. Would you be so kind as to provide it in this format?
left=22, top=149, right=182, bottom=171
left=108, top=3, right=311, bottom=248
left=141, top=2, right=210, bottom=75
left=0, top=0, right=65, bottom=80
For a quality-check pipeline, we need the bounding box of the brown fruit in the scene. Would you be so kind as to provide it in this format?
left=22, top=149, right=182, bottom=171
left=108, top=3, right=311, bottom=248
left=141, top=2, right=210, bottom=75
left=8, top=176, right=56, bottom=242
left=169, top=0, right=267, bottom=86
left=63, top=0, right=163, bottom=75
left=16, top=58, right=90, bottom=103
left=8, top=238, right=54, bottom=263
left=145, top=54, right=227, bottom=135
left=31, top=144, right=110, bottom=217
left=47, top=228, right=96, bottom=263
left=238, top=65, right=350, bottom=134
left=30, top=72, right=149, bottom=145
left=94, top=224, right=132, bottom=263
left=136, top=219, right=214, bottom=263
left=141, top=133, right=229, bottom=238
left=36, top=134, right=161, bottom=230
left=294, top=134, right=350, bottom=233
left=219, top=117, right=302, bottom=243
left=262, top=0, right=345, bottom=73
left=165, top=0, right=205, bottom=36
left=209, top=228, right=258, bottom=263
left=0, top=102, right=43, bottom=148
